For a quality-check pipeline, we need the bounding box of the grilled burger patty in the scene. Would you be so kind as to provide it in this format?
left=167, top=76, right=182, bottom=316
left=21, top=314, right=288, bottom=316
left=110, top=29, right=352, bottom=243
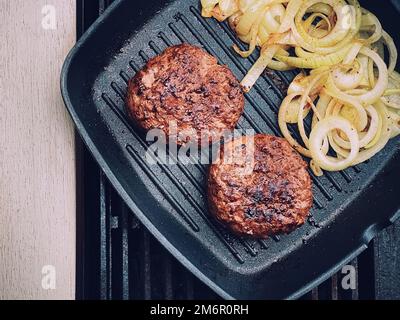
left=126, top=44, right=245, bottom=145
left=208, top=134, right=313, bottom=238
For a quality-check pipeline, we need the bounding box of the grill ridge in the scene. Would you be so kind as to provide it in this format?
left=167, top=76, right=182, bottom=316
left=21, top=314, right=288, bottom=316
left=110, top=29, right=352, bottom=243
left=121, top=204, right=130, bottom=299
left=110, top=82, right=126, bottom=99
left=119, top=70, right=130, bottom=83
left=102, top=93, right=200, bottom=231
left=126, top=143, right=200, bottom=232
left=272, top=235, right=281, bottom=242
left=142, top=229, right=152, bottom=299
left=99, top=172, right=112, bottom=299
left=240, top=239, right=258, bottom=256
left=158, top=31, right=174, bottom=46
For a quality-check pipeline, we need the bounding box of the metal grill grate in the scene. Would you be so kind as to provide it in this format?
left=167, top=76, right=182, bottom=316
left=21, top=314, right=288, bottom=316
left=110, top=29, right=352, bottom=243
left=75, top=0, right=400, bottom=300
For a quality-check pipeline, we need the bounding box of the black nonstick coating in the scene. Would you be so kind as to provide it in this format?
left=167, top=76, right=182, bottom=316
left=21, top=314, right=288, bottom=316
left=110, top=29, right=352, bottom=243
left=61, top=0, right=400, bottom=299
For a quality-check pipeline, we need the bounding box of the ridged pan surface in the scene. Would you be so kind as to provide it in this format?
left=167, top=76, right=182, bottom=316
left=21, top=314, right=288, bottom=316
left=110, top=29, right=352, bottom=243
left=62, top=0, right=400, bottom=299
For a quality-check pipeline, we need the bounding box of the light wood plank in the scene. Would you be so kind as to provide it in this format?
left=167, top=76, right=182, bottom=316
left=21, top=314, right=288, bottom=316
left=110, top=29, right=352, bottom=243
left=0, top=0, right=76, bottom=299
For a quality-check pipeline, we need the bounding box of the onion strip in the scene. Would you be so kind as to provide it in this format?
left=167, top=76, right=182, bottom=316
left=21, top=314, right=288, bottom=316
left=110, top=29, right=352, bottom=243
left=309, top=116, right=359, bottom=171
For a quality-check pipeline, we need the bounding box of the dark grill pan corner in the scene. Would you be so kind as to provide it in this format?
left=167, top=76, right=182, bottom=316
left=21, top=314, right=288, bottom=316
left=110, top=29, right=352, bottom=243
left=64, top=0, right=400, bottom=299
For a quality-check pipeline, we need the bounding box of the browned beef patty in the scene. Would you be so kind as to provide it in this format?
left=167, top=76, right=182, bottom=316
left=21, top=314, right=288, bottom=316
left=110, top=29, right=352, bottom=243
left=208, top=134, right=313, bottom=239
left=126, top=44, right=244, bottom=145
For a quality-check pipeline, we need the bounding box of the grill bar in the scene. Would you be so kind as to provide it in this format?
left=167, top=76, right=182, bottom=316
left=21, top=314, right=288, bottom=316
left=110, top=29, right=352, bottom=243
left=121, top=204, right=130, bottom=300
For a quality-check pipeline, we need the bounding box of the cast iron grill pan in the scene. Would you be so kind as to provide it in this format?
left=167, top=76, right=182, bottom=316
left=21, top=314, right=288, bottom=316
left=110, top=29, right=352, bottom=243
left=62, top=0, right=400, bottom=299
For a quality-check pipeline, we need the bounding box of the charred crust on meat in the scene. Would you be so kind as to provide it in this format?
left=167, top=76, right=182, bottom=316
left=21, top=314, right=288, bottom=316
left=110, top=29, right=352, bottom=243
left=125, top=44, right=244, bottom=145
left=208, top=134, right=313, bottom=239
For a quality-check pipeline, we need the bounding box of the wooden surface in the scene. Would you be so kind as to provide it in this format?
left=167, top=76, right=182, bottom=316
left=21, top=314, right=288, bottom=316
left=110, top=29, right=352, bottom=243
left=0, top=0, right=76, bottom=299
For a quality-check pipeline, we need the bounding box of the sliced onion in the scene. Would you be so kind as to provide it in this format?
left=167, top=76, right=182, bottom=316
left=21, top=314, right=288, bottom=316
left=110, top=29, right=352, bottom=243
left=325, top=75, right=368, bottom=130
left=382, top=30, right=398, bottom=75
left=275, top=43, right=352, bottom=69
left=381, top=78, right=400, bottom=109
left=282, top=93, right=311, bottom=124
left=360, top=9, right=383, bottom=45
left=295, top=46, right=317, bottom=58
left=309, top=116, right=359, bottom=171
left=278, top=0, right=302, bottom=33
left=278, top=93, right=312, bottom=158
left=307, top=3, right=334, bottom=16
left=337, top=101, right=391, bottom=164
left=332, top=105, right=379, bottom=148
left=297, top=73, right=329, bottom=148
left=332, top=60, right=363, bottom=90
left=343, top=47, right=388, bottom=105
left=201, top=0, right=220, bottom=17
left=236, top=0, right=266, bottom=36
left=365, top=105, right=383, bottom=148
left=312, top=91, right=331, bottom=127
left=388, top=109, right=400, bottom=138
left=310, top=159, right=324, bottom=177
left=291, top=0, right=362, bottom=55
left=267, top=58, right=295, bottom=71
left=241, top=45, right=279, bottom=92
left=294, top=0, right=351, bottom=48
left=262, top=3, right=285, bottom=33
